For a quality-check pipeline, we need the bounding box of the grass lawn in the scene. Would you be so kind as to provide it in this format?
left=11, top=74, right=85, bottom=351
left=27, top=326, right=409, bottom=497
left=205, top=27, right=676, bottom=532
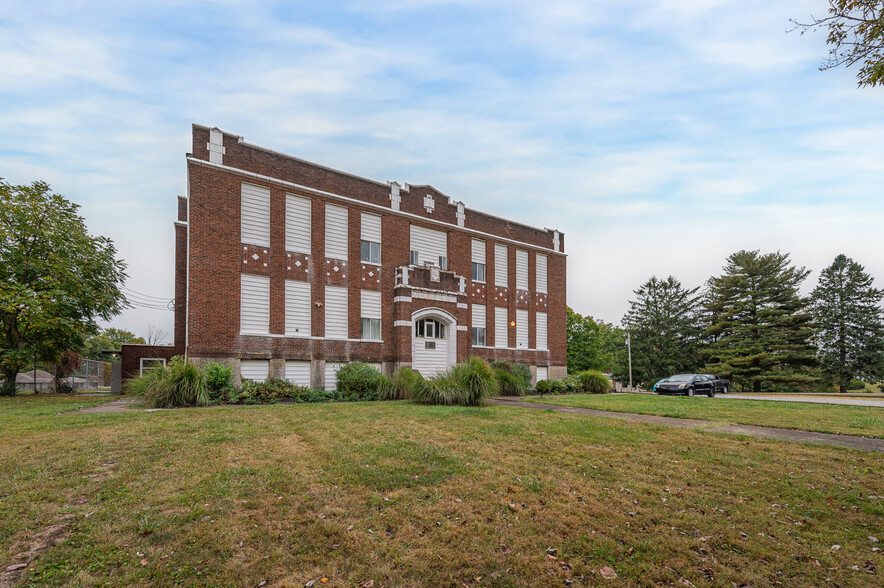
left=522, top=394, right=884, bottom=438
left=1, top=396, right=882, bottom=587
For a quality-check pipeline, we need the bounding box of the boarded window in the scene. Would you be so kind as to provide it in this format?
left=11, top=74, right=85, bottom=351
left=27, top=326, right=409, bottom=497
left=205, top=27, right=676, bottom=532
left=536, top=311, right=547, bottom=350
left=241, top=183, right=270, bottom=247
left=285, top=279, right=311, bottom=337
left=240, top=359, right=269, bottom=382
left=536, top=254, right=548, bottom=294
left=410, top=225, right=447, bottom=268
left=536, top=366, right=548, bottom=382
left=516, top=309, right=529, bottom=348
left=494, top=306, right=508, bottom=348
left=494, top=244, right=508, bottom=287
left=325, top=286, right=348, bottom=339
left=472, top=239, right=486, bottom=282
left=240, top=274, right=269, bottom=334
left=285, top=193, right=311, bottom=254
left=324, top=362, right=344, bottom=391
left=285, top=360, right=311, bottom=386
left=516, top=250, right=528, bottom=290
left=325, top=204, right=348, bottom=259
left=360, top=213, right=382, bottom=264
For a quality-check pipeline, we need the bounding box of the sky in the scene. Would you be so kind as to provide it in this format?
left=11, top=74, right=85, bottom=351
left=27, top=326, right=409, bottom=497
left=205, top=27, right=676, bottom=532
left=2, top=0, right=882, bottom=342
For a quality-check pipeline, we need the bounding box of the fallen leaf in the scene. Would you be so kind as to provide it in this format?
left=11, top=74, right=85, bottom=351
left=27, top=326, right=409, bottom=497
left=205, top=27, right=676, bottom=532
left=490, top=571, right=500, bottom=579
left=599, top=566, right=617, bottom=579
left=140, top=559, right=148, bottom=566
left=320, top=578, right=328, bottom=583
left=5, top=563, right=27, bottom=572
left=831, top=545, right=841, bottom=551
left=361, top=581, right=374, bottom=587
left=160, top=551, right=174, bottom=560
left=347, top=525, right=354, bottom=532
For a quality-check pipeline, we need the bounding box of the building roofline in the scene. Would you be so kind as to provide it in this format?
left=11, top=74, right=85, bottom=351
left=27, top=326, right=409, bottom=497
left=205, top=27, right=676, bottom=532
left=192, top=123, right=563, bottom=242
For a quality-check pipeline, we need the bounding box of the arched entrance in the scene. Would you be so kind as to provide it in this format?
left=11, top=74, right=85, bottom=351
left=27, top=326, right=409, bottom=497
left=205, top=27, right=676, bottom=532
left=411, top=307, right=457, bottom=377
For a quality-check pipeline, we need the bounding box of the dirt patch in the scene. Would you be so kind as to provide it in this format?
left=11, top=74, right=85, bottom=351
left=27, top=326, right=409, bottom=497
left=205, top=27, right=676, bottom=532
left=0, top=515, right=75, bottom=588
left=67, top=397, right=139, bottom=414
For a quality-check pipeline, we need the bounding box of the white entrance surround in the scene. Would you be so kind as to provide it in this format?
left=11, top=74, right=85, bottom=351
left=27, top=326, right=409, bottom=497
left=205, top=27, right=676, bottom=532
left=411, top=307, right=457, bottom=377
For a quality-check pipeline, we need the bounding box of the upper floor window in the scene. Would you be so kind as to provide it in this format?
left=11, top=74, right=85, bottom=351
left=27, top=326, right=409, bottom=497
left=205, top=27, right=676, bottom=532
left=494, top=244, right=508, bottom=287
left=241, top=183, right=270, bottom=247
left=471, top=239, right=486, bottom=283
left=360, top=213, right=381, bottom=265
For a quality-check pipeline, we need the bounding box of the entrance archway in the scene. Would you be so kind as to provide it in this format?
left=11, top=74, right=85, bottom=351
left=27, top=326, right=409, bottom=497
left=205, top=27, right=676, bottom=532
left=411, top=307, right=457, bottom=377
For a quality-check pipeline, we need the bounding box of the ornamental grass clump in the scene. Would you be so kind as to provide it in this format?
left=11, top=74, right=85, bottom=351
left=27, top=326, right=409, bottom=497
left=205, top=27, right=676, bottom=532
left=127, top=356, right=209, bottom=408
left=411, top=357, right=497, bottom=406
left=577, top=371, right=611, bottom=394
left=491, top=360, right=532, bottom=396
left=379, top=367, right=423, bottom=400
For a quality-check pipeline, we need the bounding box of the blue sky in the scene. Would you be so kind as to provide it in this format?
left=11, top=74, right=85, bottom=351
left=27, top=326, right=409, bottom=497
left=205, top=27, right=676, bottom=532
left=2, top=0, right=882, bottom=341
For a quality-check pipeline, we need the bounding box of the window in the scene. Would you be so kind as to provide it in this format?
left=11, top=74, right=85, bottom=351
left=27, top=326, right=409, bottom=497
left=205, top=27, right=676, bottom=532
left=360, top=290, right=381, bottom=341
left=438, top=256, right=448, bottom=270
left=325, top=286, right=348, bottom=339
left=241, top=274, right=270, bottom=334
left=494, top=244, right=508, bottom=287
left=360, top=213, right=381, bottom=264
left=536, top=311, right=548, bottom=350
left=241, top=183, right=270, bottom=247
left=472, top=304, right=486, bottom=347
left=494, top=306, right=508, bottom=348
left=409, top=225, right=447, bottom=267
left=361, top=240, right=381, bottom=264
left=285, top=193, right=311, bottom=253
left=240, top=359, right=270, bottom=382
left=285, top=280, right=311, bottom=337
left=516, top=309, right=529, bottom=348
left=516, top=250, right=528, bottom=290
left=415, top=318, right=445, bottom=339
left=536, top=254, right=548, bottom=294
left=361, top=319, right=381, bottom=340
left=285, top=360, right=311, bottom=386
left=471, top=239, right=486, bottom=283
left=325, top=204, right=348, bottom=259
left=410, top=250, right=419, bottom=265
left=139, top=358, right=166, bottom=376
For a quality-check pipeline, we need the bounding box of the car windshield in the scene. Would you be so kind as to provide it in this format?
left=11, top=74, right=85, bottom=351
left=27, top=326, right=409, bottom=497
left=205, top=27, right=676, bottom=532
left=667, top=374, right=693, bottom=382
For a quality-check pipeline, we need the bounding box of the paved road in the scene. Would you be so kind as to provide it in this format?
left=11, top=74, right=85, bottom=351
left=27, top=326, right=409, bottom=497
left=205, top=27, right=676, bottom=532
left=488, top=398, right=884, bottom=452
left=721, top=394, right=884, bottom=408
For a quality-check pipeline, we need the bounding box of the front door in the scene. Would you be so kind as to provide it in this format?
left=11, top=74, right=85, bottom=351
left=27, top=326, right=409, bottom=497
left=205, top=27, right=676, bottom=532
left=412, top=317, right=451, bottom=377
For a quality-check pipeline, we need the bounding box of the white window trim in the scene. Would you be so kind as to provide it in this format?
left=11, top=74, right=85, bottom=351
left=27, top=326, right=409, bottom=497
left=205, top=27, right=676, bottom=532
left=139, top=358, right=167, bottom=376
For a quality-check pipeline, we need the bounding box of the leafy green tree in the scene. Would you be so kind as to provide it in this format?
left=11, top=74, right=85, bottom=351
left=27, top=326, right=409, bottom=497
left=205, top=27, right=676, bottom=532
left=0, top=180, right=127, bottom=395
left=81, top=327, right=145, bottom=361
left=704, top=251, right=818, bottom=393
left=621, top=276, right=703, bottom=387
left=791, top=1, right=884, bottom=87
left=811, top=254, right=884, bottom=392
left=566, top=307, right=625, bottom=375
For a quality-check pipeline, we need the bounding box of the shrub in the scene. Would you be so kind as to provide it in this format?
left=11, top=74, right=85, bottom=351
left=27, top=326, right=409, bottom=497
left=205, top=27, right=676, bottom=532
left=379, top=367, right=422, bottom=400
left=230, top=378, right=336, bottom=404
left=336, top=362, right=385, bottom=401
left=491, top=360, right=531, bottom=396
left=127, top=356, right=209, bottom=408
left=411, top=357, right=497, bottom=406
left=846, top=378, right=866, bottom=391
left=204, top=361, right=234, bottom=403
left=535, top=379, right=552, bottom=396
left=577, top=371, right=611, bottom=394
left=549, top=376, right=579, bottom=395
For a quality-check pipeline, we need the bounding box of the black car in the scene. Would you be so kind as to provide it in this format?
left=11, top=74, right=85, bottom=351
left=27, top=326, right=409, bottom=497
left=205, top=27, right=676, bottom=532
left=702, top=374, right=730, bottom=394
left=655, top=374, right=716, bottom=397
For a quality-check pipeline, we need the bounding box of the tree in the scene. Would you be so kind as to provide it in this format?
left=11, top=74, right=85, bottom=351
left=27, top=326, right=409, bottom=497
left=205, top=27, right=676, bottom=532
left=566, top=307, right=625, bottom=374
left=145, top=324, right=168, bottom=345
left=0, top=180, right=127, bottom=395
left=704, top=251, right=818, bottom=393
left=80, top=327, right=145, bottom=361
left=621, top=276, right=703, bottom=387
left=791, top=1, right=884, bottom=87
left=811, top=254, right=884, bottom=392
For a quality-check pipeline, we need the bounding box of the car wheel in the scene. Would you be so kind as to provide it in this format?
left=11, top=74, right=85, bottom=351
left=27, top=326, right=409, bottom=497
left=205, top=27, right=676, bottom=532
left=687, top=387, right=694, bottom=397
left=707, top=389, right=715, bottom=398
left=723, top=386, right=728, bottom=394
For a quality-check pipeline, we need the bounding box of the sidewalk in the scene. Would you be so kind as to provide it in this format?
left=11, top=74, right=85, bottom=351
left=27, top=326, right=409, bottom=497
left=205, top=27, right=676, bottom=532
left=488, top=397, right=884, bottom=452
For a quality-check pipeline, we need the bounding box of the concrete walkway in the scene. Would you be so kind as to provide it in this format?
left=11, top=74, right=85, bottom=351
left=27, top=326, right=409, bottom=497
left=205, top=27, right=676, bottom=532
left=67, top=397, right=140, bottom=414
left=488, top=397, right=884, bottom=452
left=721, top=394, right=884, bottom=408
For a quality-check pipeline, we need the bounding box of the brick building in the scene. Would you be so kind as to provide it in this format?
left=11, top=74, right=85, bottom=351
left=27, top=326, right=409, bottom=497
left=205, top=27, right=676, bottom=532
left=123, top=124, right=567, bottom=389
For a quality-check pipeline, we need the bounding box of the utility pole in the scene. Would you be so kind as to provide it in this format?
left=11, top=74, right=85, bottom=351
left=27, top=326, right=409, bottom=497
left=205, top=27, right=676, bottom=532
left=626, top=332, right=633, bottom=392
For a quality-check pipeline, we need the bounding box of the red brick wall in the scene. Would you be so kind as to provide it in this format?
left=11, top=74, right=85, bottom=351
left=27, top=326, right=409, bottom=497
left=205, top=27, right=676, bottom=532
left=121, top=345, right=178, bottom=379
left=181, top=125, right=567, bottom=371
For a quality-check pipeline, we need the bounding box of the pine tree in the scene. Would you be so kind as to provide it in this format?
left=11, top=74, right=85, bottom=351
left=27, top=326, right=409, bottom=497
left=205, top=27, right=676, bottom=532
left=622, top=276, right=703, bottom=387
left=704, top=250, right=817, bottom=393
left=811, top=254, right=884, bottom=393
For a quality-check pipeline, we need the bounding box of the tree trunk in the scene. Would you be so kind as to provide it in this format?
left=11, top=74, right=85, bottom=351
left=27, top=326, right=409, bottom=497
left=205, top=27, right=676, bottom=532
left=753, top=379, right=761, bottom=394
left=0, top=367, right=19, bottom=396
left=839, top=384, right=847, bottom=394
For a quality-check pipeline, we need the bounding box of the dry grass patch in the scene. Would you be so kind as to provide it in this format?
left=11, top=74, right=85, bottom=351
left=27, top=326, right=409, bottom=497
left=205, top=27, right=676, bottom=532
left=0, top=397, right=881, bottom=587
